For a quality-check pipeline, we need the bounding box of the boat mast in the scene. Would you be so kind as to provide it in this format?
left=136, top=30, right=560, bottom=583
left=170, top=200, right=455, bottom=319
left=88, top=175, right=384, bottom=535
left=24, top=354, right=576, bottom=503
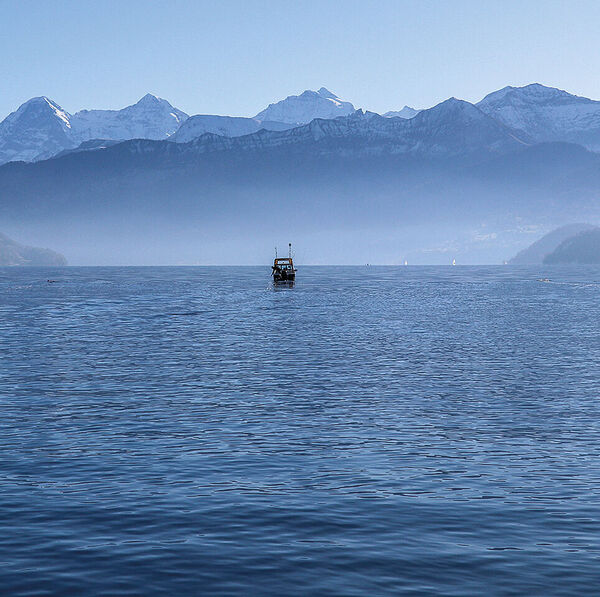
left=288, top=243, right=292, bottom=259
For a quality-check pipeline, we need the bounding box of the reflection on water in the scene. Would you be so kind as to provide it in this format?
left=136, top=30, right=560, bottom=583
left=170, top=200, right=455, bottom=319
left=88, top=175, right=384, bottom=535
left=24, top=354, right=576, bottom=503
left=1, top=265, right=600, bottom=595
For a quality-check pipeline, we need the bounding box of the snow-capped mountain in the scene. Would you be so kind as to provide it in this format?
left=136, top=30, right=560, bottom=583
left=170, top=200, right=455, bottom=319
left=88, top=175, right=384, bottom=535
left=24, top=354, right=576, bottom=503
left=0, top=96, right=76, bottom=164
left=6, top=83, right=600, bottom=166
left=0, top=94, right=189, bottom=165
left=2, top=95, right=599, bottom=267
left=397, top=98, right=525, bottom=155
left=477, top=83, right=600, bottom=150
left=170, top=87, right=356, bottom=142
left=170, top=115, right=294, bottom=143
left=158, top=99, right=523, bottom=160
left=254, top=87, right=355, bottom=125
left=0, top=96, right=523, bottom=173
left=70, top=94, right=188, bottom=143
left=5, top=89, right=600, bottom=266
left=383, top=106, right=421, bottom=119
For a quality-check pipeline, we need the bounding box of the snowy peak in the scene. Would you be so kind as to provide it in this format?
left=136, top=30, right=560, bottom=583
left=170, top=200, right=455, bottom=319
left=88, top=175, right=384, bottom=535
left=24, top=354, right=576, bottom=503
left=132, top=93, right=188, bottom=119
left=0, top=96, right=75, bottom=163
left=70, top=94, right=188, bottom=142
left=383, top=106, right=420, bottom=119
left=478, top=83, right=591, bottom=110
left=20, top=96, right=72, bottom=128
left=317, top=87, right=337, bottom=99
left=477, top=83, right=600, bottom=149
left=254, top=87, right=355, bottom=125
left=135, top=93, right=163, bottom=106
left=9, top=96, right=72, bottom=130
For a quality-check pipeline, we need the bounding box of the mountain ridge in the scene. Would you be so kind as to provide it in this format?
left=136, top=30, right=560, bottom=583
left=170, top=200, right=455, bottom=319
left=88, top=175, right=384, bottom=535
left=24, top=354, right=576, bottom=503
left=37, top=99, right=525, bottom=164
left=3, top=83, right=600, bottom=165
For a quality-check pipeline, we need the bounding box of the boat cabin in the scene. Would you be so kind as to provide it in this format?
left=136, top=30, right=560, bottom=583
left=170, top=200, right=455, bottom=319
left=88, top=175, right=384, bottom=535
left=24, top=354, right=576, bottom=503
left=272, top=244, right=297, bottom=283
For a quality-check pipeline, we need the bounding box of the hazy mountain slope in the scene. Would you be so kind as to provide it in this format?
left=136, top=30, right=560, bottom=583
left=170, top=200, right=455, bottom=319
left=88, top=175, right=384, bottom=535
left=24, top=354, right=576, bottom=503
left=170, top=115, right=294, bottom=142
left=477, top=83, right=600, bottom=150
left=509, top=223, right=598, bottom=264
left=254, top=88, right=355, bottom=124
left=0, top=231, right=66, bottom=265
left=3, top=143, right=598, bottom=266
left=0, top=97, right=75, bottom=164
left=543, top=228, right=600, bottom=264
left=0, top=147, right=513, bottom=265
left=396, top=98, right=525, bottom=156
left=53, top=139, right=122, bottom=159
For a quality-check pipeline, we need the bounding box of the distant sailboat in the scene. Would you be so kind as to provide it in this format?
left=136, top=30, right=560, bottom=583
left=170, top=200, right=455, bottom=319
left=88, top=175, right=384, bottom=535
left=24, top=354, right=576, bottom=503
left=452, top=259, right=456, bottom=266
left=404, top=260, right=408, bottom=266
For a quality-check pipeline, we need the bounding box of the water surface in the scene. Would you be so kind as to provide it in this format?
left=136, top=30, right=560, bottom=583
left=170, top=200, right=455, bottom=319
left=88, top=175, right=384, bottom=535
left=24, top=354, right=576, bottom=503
left=1, top=266, right=599, bottom=595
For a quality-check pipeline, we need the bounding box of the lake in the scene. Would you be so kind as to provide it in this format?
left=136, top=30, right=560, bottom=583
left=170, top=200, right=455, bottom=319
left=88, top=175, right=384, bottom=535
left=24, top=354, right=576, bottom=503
left=1, top=266, right=599, bottom=595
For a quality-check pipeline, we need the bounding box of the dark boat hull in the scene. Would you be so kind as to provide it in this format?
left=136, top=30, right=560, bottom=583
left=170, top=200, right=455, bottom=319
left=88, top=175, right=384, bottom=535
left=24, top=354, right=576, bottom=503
left=273, top=273, right=295, bottom=283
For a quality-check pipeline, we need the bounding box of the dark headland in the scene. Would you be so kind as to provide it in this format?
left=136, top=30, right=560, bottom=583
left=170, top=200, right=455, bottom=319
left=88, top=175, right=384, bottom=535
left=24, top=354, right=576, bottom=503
left=544, top=228, right=600, bottom=264
left=509, top=224, right=600, bottom=265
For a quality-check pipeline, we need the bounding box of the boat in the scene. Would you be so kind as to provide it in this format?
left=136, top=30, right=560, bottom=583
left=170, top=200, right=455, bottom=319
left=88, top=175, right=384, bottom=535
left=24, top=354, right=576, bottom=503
left=272, top=243, right=297, bottom=283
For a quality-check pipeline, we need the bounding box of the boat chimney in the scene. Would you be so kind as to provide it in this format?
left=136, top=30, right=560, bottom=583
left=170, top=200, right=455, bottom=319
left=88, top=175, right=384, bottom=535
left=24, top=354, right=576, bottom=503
left=288, top=243, right=292, bottom=259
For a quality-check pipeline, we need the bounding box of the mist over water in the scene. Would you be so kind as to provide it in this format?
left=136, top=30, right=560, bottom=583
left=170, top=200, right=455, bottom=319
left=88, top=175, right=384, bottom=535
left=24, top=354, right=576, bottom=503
left=1, top=266, right=600, bottom=595
left=4, top=142, right=600, bottom=266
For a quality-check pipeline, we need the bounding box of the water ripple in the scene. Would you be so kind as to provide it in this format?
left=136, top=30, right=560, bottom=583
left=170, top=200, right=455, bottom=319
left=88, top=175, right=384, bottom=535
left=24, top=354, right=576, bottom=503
left=1, top=265, right=600, bottom=595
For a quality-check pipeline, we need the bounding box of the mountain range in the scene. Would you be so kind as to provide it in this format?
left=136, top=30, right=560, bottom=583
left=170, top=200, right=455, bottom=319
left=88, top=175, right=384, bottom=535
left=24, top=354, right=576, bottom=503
left=2, top=83, right=600, bottom=264
left=5, top=83, right=600, bottom=165
left=0, top=87, right=359, bottom=165
left=0, top=94, right=189, bottom=164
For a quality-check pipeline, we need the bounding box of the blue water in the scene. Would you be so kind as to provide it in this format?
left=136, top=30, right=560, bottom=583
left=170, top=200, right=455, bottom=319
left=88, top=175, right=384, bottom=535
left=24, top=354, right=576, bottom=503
left=1, top=266, right=600, bottom=596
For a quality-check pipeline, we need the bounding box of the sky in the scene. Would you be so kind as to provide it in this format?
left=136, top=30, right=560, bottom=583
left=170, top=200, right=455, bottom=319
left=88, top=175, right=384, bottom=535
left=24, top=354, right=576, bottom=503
left=1, top=0, right=600, bottom=119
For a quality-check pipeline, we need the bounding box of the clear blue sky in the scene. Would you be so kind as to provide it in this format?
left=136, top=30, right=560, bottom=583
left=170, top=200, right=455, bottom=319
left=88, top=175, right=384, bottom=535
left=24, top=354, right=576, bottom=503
left=1, top=0, right=599, bottom=119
